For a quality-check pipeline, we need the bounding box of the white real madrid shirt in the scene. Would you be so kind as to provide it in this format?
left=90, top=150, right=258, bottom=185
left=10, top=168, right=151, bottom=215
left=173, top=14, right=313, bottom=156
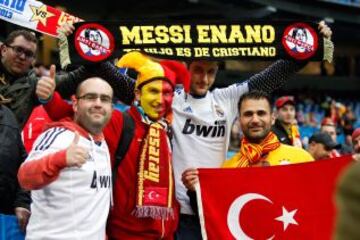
left=172, top=82, right=248, bottom=214
left=25, top=128, right=112, bottom=240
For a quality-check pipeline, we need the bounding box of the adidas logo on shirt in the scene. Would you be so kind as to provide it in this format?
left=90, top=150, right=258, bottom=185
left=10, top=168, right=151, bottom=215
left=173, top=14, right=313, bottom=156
left=183, top=106, right=193, bottom=113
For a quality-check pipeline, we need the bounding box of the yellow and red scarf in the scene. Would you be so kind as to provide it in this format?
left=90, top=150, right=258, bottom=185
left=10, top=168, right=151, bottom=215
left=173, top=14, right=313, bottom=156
left=288, top=124, right=303, bottom=148
left=232, top=132, right=281, bottom=168
left=133, top=122, right=174, bottom=220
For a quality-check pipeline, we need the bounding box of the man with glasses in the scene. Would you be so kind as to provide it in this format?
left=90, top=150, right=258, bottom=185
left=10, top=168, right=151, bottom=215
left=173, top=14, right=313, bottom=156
left=18, top=77, right=113, bottom=239
left=0, top=29, right=94, bottom=128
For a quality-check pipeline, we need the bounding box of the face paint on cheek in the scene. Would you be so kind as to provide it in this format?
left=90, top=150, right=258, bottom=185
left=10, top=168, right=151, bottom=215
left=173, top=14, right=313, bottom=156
left=140, top=81, right=164, bottom=120
left=159, top=81, right=174, bottom=116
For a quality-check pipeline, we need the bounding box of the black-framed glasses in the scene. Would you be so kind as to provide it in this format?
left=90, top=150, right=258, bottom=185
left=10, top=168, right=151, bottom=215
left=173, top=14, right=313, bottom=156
left=77, top=93, right=113, bottom=104
left=5, top=44, right=36, bottom=60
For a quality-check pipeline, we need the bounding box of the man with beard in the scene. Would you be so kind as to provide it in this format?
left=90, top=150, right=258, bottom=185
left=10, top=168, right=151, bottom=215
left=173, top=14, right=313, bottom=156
left=18, top=77, right=113, bottom=239
left=183, top=90, right=313, bottom=189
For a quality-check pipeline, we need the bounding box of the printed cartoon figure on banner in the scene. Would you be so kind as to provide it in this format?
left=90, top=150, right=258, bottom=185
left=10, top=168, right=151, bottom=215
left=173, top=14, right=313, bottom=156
left=74, top=23, right=115, bottom=62
left=282, top=22, right=318, bottom=60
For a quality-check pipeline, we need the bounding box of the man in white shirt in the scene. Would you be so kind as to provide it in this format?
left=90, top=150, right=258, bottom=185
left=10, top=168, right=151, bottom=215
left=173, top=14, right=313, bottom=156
left=18, top=77, right=113, bottom=240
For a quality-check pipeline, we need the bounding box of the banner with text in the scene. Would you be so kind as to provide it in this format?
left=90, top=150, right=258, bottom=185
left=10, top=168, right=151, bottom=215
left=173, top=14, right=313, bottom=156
left=64, top=21, right=324, bottom=65
left=0, top=0, right=82, bottom=37
left=196, top=155, right=353, bottom=240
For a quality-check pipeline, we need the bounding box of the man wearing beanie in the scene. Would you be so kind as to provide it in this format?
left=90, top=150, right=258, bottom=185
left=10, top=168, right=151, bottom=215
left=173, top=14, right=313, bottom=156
left=272, top=95, right=302, bottom=148
left=41, top=51, right=190, bottom=239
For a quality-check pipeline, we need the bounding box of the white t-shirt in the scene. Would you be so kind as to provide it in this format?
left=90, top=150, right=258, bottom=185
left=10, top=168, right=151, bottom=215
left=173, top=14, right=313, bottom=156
left=25, top=128, right=112, bottom=240
left=172, top=82, right=249, bottom=214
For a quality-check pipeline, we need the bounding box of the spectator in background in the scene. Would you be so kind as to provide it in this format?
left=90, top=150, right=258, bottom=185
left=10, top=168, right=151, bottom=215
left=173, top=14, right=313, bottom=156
left=341, top=106, right=356, bottom=148
left=272, top=96, right=302, bottom=148
left=352, top=128, right=360, bottom=154
left=321, top=117, right=352, bottom=157
left=307, top=132, right=340, bottom=160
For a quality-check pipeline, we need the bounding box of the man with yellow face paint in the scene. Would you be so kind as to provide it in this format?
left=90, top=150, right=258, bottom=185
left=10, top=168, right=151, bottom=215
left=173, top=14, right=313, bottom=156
left=40, top=51, right=190, bottom=240
left=137, top=80, right=174, bottom=120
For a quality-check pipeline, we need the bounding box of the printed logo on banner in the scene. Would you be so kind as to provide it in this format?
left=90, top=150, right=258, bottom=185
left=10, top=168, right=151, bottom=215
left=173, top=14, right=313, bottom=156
left=30, top=4, right=55, bottom=26
left=74, top=23, right=115, bottom=62
left=282, top=23, right=318, bottom=60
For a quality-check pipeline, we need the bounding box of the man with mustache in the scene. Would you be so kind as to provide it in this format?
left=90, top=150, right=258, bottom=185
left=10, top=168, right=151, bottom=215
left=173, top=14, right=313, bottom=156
left=182, top=90, right=314, bottom=222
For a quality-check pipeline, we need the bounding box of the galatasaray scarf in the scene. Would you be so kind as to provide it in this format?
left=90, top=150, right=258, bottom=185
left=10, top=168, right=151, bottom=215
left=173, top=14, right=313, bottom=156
left=232, top=132, right=281, bottom=168
left=289, top=124, right=303, bottom=148
left=134, top=121, right=174, bottom=220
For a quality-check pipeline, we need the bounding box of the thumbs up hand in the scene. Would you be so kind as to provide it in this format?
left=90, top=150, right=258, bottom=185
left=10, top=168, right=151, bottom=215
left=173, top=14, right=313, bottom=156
left=36, top=64, right=56, bottom=101
left=66, top=132, right=89, bottom=168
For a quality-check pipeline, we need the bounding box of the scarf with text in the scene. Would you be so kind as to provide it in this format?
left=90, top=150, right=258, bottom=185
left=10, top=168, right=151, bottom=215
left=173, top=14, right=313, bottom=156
left=231, top=132, right=281, bottom=167
left=1, top=1, right=333, bottom=65
left=58, top=20, right=335, bottom=68
left=134, top=120, right=174, bottom=220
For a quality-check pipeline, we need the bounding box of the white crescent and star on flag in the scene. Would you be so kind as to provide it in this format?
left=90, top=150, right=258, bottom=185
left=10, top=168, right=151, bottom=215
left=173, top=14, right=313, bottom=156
left=227, top=193, right=298, bottom=240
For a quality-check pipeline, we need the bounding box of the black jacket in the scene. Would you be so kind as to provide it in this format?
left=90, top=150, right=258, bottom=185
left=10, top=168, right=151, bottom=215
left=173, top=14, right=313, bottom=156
left=0, top=105, right=30, bottom=214
left=0, top=62, right=90, bottom=128
left=272, top=119, right=292, bottom=145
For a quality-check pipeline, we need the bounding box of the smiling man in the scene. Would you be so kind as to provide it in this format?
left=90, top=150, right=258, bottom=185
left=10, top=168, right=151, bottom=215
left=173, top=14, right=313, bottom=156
left=182, top=91, right=313, bottom=186
left=181, top=90, right=314, bottom=219
left=222, top=90, right=313, bottom=167
left=18, top=77, right=113, bottom=239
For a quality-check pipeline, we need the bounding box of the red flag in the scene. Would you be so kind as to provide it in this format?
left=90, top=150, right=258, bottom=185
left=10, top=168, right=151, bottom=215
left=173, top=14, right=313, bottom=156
left=143, top=187, right=168, bottom=205
left=196, top=155, right=353, bottom=240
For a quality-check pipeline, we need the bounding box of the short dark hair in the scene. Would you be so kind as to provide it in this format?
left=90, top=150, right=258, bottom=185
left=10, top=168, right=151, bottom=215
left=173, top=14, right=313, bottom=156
left=185, top=60, right=220, bottom=69
left=84, top=28, right=103, bottom=43
left=238, top=90, right=272, bottom=113
left=292, top=27, right=308, bottom=40
left=4, top=29, right=38, bottom=46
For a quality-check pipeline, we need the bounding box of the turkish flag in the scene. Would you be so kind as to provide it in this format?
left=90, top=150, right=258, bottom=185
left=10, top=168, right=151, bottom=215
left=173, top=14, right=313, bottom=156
left=143, top=187, right=168, bottom=205
left=196, top=155, right=353, bottom=240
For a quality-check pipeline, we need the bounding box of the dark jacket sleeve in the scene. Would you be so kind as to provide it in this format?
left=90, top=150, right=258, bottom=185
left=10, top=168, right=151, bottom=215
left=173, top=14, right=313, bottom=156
left=55, top=66, right=90, bottom=99
left=0, top=105, right=30, bottom=213
left=95, top=62, right=136, bottom=105
left=14, top=123, right=31, bottom=210
left=55, top=62, right=135, bottom=105
left=247, top=60, right=307, bottom=94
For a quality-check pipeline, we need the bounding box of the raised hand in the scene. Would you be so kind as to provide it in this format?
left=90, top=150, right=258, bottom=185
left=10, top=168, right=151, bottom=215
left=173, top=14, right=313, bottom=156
left=36, top=64, right=56, bottom=101
left=318, top=20, right=332, bottom=39
left=57, top=23, right=75, bottom=37
left=66, top=132, right=90, bottom=168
